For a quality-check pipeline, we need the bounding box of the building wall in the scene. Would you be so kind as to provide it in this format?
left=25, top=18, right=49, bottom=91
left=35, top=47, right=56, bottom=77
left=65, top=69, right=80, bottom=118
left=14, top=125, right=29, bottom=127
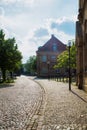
left=36, top=35, right=66, bottom=77
left=76, top=0, right=87, bottom=91
left=37, top=52, right=59, bottom=77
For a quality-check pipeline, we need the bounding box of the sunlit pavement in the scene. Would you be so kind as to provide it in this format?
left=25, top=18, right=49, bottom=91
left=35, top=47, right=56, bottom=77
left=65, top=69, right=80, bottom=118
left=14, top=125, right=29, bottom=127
left=0, top=76, right=87, bottom=130
left=0, top=76, right=44, bottom=130
left=35, top=78, right=87, bottom=130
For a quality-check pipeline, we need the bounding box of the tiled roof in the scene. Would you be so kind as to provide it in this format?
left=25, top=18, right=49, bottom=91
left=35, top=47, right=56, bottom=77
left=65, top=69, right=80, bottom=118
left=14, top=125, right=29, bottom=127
left=37, top=35, right=66, bottom=52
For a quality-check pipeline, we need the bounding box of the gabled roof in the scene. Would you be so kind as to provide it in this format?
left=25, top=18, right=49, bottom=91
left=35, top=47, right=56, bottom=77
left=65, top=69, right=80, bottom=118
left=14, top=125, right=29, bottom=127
left=37, top=35, right=66, bottom=52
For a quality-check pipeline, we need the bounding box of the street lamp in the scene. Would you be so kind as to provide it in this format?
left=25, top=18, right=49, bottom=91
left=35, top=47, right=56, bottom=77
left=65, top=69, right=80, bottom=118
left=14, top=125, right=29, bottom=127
left=68, top=40, right=72, bottom=91
left=47, top=61, right=50, bottom=79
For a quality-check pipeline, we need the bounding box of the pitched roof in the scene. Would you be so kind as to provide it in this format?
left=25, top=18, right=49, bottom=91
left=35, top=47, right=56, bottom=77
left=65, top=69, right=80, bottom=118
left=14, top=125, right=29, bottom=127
left=37, top=34, right=66, bottom=52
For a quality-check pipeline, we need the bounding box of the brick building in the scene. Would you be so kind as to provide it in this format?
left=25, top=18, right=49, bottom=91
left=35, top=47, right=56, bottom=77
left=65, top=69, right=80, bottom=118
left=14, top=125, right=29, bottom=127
left=76, top=0, right=87, bottom=91
left=36, top=35, right=66, bottom=77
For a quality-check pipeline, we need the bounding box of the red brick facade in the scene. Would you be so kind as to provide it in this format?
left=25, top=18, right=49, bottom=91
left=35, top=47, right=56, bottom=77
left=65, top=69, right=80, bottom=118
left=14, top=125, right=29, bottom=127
left=36, top=35, right=66, bottom=77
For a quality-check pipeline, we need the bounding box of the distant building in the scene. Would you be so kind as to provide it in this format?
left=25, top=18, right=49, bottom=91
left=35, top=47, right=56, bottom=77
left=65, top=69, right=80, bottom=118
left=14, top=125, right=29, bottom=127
left=36, top=35, right=66, bottom=77
left=76, top=0, right=87, bottom=91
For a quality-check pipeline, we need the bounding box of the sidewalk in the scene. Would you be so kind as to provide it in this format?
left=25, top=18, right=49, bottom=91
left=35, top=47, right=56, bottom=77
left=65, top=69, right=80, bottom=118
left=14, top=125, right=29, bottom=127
left=35, top=78, right=87, bottom=130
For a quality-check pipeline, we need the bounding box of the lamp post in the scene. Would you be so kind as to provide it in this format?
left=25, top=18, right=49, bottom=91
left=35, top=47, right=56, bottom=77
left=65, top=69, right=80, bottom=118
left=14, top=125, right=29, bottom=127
left=47, top=61, right=50, bottom=80
left=68, top=40, right=72, bottom=91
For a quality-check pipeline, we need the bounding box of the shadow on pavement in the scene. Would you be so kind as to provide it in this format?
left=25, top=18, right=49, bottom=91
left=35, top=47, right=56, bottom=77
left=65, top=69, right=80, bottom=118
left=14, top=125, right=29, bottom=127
left=71, top=90, right=87, bottom=103
left=0, top=84, right=14, bottom=89
left=30, top=76, right=87, bottom=104
left=34, top=77, right=45, bottom=80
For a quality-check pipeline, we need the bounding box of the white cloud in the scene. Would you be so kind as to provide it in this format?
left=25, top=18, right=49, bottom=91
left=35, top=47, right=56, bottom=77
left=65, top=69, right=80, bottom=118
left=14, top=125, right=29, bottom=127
left=0, top=0, right=34, bottom=5
left=34, top=27, right=49, bottom=37
left=0, top=15, right=76, bottom=63
left=0, top=0, right=77, bottom=63
left=18, top=16, right=76, bottom=63
left=0, top=0, right=55, bottom=9
left=0, top=6, right=5, bottom=16
left=46, top=15, right=77, bottom=27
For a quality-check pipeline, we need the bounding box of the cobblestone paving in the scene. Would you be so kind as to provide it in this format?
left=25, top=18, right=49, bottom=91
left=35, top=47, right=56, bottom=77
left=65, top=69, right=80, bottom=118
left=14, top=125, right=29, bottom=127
left=0, top=76, right=44, bottom=130
left=35, top=79, right=87, bottom=130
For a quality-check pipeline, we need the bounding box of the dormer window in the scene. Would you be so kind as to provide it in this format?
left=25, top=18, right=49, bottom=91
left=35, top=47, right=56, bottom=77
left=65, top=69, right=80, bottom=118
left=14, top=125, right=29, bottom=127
left=53, top=43, right=57, bottom=51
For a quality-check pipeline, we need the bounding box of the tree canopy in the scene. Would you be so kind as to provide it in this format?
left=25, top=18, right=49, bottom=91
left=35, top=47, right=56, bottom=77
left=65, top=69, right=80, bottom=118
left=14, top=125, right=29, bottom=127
left=54, top=43, right=76, bottom=70
left=24, top=56, right=37, bottom=75
left=0, top=29, right=22, bottom=81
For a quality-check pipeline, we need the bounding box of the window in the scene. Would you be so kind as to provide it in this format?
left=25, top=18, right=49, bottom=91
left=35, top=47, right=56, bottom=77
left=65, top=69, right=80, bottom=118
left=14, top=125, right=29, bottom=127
left=41, top=68, right=48, bottom=73
left=41, top=55, right=47, bottom=62
left=53, top=43, right=57, bottom=51
left=85, top=20, right=87, bottom=44
left=51, top=55, right=56, bottom=61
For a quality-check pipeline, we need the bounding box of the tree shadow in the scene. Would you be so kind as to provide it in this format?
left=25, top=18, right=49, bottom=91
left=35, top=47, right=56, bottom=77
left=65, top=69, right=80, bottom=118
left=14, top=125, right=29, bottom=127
left=33, top=76, right=49, bottom=80
left=0, top=83, right=14, bottom=89
left=71, top=90, right=87, bottom=103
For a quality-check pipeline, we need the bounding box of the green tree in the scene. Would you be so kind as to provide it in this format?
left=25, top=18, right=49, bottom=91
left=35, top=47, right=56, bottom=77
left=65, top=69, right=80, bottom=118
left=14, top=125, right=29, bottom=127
left=0, top=29, right=22, bottom=81
left=24, top=56, right=37, bottom=75
left=55, top=50, right=69, bottom=69
left=54, top=43, right=76, bottom=71
left=70, top=44, right=76, bottom=69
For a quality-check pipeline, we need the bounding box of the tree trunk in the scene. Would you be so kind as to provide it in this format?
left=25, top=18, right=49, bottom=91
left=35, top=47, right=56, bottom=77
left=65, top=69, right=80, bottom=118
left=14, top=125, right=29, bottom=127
left=10, top=71, right=13, bottom=79
left=1, top=68, right=6, bottom=82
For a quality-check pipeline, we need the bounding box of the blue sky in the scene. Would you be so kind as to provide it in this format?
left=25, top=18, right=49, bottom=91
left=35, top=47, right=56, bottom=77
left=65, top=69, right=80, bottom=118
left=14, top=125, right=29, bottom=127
left=0, top=0, right=78, bottom=63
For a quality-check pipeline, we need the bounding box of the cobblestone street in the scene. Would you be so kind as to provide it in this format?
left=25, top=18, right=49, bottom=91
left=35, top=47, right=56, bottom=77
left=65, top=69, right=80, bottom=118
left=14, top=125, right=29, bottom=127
left=0, top=76, right=87, bottom=130
left=35, top=78, right=87, bottom=130
left=0, top=76, right=44, bottom=130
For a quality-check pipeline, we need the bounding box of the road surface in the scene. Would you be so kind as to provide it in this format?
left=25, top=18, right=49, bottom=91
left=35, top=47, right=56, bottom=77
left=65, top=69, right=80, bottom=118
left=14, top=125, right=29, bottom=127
left=0, top=76, right=44, bottom=130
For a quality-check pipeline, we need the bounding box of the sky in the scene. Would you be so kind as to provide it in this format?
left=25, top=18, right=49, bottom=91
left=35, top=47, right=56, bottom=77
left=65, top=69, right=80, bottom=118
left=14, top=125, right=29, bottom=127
left=0, top=0, right=78, bottom=63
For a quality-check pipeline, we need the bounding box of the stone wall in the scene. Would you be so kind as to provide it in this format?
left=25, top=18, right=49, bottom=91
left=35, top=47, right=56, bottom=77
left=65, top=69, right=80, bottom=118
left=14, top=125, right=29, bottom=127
left=76, top=0, right=87, bottom=91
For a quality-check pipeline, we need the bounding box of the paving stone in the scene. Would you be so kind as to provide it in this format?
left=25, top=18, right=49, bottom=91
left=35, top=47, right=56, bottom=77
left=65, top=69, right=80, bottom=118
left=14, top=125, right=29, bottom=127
left=35, top=78, right=87, bottom=130
left=1, top=76, right=87, bottom=129
left=0, top=76, right=44, bottom=130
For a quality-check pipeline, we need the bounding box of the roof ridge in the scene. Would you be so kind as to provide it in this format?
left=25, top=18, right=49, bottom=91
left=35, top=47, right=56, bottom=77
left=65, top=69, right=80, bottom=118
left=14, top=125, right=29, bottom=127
left=37, top=35, right=66, bottom=52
